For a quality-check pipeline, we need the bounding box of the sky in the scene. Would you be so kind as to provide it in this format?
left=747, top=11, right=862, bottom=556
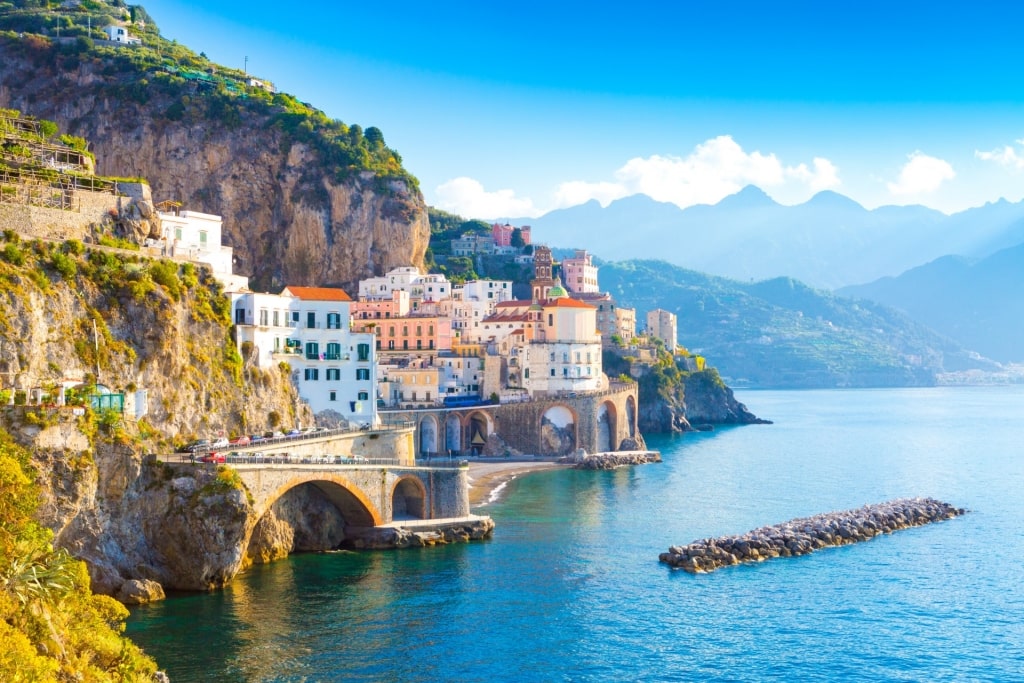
left=142, top=1, right=1024, bottom=219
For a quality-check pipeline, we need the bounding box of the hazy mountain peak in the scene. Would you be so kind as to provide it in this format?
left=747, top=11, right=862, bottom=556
left=805, top=190, right=864, bottom=210
left=716, top=184, right=777, bottom=208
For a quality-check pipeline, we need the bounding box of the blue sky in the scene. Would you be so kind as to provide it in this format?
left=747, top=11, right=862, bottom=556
left=143, top=1, right=1024, bottom=218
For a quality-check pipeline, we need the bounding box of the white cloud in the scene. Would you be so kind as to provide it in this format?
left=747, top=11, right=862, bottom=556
left=550, top=136, right=840, bottom=210
left=975, top=139, right=1024, bottom=170
left=434, top=177, right=540, bottom=219
left=887, top=152, right=955, bottom=196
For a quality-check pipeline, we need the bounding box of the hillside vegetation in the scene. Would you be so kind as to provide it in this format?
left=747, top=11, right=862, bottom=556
left=600, top=260, right=997, bottom=388
left=0, top=0, right=429, bottom=291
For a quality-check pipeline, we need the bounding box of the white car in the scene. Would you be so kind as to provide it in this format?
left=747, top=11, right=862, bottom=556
left=211, top=437, right=230, bottom=449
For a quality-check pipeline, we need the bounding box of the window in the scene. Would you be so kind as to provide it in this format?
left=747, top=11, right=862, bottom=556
left=388, top=340, right=395, bottom=350
left=234, top=307, right=245, bottom=324
left=356, top=368, right=370, bottom=381
left=403, top=340, right=409, bottom=350
left=429, top=325, right=434, bottom=335
left=416, top=325, right=422, bottom=336
left=304, top=368, right=319, bottom=381
left=548, top=314, right=553, bottom=326
left=199, top=231, right=207, bottom=245
left=525, top=368, right=530, bottom=379
left=416, top=340, right=422, bottom=350
left=306, top=312, right=316, bottom=329
left=357, top=343, right=370, bottom=361
left=326, top=368, right=341, bottom=381
left=550, top=368, right=556, bottom=377
left=329, top=391, right=336, bottom=401
left=273, top=310, right=280, bottom=326
left=327, top=312, right=342, bottom=329
left=174, top=227, right=183, bottom=241
left=325, top=342, right=341, bottom=360
left=563, top=368, right=569, bottom=377
left=402, top=326, right=409, bottom=336
left=389, top=326, right=395, bottom=337
left=292, top=311, right=299, bottom=323
left=305, top=342, right=319, bottom=360
left=259, top=309, right=268, bottom=326
left=358, top=391, right=369, bottom=401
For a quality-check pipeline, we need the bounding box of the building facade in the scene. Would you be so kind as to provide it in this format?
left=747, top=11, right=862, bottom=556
left=646, top=308, right=678, bottom=351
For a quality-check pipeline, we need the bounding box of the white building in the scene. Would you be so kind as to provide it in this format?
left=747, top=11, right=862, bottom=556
left=231, top=286, right=377, bottom=426
left=156, top=208, right=247, bottom=290
left=438, top=279, right=514, bottom=343
left=357, top=266, right=451, bottom=308
left=647, top=308, right=678, bottom=351
left=103, top=24, right=142, bottom=44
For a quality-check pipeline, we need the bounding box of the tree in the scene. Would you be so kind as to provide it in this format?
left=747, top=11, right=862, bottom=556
left=364, top=126, right=384, bottom=148
left=511, top=228, right=525, bottom=248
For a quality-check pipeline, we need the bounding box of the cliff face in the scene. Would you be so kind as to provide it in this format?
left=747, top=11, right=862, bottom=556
left=0, top=39, right=430, bottom=291
left=0, top=238, right=311, bottom=593
left=605, top=349, right=768, bottom=433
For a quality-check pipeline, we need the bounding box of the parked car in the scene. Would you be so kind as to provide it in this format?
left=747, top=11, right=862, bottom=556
left=231, top=435, right=251, bottom=446
left=249, top=434, right=265, bottom=443
left=181, top=439, right=211, bottom=453
left=211, top=437, right=230, bottom=449
left=200, top=451, right=225, bottom=464
left=349, top=455, right=367, bottom=463
left=286, top=429, right=302, bottom=437
left=358, top=422, right=371, bottom=431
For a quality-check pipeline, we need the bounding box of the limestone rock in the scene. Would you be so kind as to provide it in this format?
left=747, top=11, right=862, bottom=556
left=116, top=579, right=166, bottom=605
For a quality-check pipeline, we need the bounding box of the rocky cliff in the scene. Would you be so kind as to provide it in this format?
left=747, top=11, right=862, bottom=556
left=0, top=35, right=430, bottom=292
left=0, top=235, right=312, bottom=594
left=604, top=348, right=768, bottom=433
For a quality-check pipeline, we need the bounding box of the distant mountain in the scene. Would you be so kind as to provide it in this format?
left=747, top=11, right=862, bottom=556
left=510, top=188, right=1024, bottom=289
left=838, top=242, right=1024, bottom=363
left=599, top=260, right=998, bottom=388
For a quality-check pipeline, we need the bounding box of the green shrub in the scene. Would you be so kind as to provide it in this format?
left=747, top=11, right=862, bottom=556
left=149, top=260, right=181, bottom=300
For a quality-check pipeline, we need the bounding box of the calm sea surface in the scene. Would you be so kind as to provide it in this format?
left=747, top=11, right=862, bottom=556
left=126, top=387, right=1024, bottom=682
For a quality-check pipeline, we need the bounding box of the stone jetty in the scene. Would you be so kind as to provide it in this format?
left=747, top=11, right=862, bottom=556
left=660, top=498, right=965, bottom=573
left=571, top=450, right=662, bottom=470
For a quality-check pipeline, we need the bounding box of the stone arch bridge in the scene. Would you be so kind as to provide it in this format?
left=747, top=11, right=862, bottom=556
left=382, top=381, right=641, bottom=458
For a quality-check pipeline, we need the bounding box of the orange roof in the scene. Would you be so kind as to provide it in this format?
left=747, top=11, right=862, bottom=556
left=546, top=297, right=595, bottom=309
left=283, top=286, right=353, bottom=302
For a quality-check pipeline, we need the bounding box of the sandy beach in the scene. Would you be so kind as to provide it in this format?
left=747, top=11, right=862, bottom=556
left=468, top=461, right=567, bottom=506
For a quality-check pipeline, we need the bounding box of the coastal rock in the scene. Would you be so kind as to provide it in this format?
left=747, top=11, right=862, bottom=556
left=573, top=451, right=662, bottom=470
left=660, top=498, right=966, bottom=573
left=347, top=517, right=495, bottom=550
left=116, top=579, right=166, bottom=605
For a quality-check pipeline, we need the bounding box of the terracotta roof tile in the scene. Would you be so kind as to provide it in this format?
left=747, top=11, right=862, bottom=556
left=283, top=286, right=353, bottom=302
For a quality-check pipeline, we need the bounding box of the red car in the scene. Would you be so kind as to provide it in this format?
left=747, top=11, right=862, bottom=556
left=231, top=436, right=251, bottom=446
left=200, top=452, right=225, bottom=464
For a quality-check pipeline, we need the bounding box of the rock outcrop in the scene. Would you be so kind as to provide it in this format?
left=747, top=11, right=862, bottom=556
left=347, top=517, right=495, bottom=549
left=0, top=38, right=430, bottom=292
left=568, top=450, right=662, bottom=470
left=660, top=498, right=965, bottom=573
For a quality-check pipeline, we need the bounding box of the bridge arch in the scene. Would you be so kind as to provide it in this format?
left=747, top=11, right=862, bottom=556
left=465, top=410, right=493, bottom=455
left=418, top=415, right=439, bottom=456
left=626, top=395, right=637, bottom=438
left=597, top=400, right=618, bottom=452
left=391, top=475, right=427, bottom=520
left=256, top=473, right=383, bottom=527
left=540, top=404, right=577, bottom=456
left=445, top=414, right=462, bottom=453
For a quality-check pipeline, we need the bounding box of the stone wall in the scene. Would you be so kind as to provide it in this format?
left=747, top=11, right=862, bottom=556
left=0, top=188, right=116, bottom=240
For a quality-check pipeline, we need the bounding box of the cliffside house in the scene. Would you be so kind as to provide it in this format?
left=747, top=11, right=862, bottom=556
left=154, top=206, right=247, bottom=290
left=102, top=25, right=141, bottom=45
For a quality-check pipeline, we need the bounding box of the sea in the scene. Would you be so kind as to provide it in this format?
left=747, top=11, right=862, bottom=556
left=125, top=387, right=1024, bottom=682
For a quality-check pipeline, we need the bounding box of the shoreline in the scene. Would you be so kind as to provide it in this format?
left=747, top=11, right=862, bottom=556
left=467, top=461, right=567, bottom=507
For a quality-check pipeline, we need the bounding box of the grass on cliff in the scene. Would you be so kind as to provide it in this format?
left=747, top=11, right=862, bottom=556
left=0, top=430, right=160, bottom=681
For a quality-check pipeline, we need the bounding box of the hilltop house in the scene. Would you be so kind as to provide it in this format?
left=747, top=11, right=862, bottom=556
left=155, top=207, right=247, bottom=290
left=102, top=24, right=141, bottom=45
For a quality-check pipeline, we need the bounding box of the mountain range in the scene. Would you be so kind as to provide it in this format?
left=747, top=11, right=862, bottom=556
left=507, top=188, right=1024, bottom=290
left=838, top=242, right=1024, bottom=363
left=598, top=260, right=1000, bottom=388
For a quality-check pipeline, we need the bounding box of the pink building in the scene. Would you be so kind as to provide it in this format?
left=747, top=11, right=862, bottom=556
left=562, top=249, right=600, bottom=294
left=351, top=290, right=411, bottom=320
left=492, top=223, right=531, bottom=247
left=353, top=315, right=453, bottom=353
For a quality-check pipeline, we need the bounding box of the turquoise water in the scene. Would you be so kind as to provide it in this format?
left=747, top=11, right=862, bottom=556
left=126, top=388, right=1024, bottom=682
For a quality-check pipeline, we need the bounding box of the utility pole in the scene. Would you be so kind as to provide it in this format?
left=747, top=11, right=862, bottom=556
left=244, top=55, right=248, bottom=75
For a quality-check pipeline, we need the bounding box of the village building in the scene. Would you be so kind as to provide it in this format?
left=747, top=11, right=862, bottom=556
left=352, top=314, right=453, bottom=354
left=647, top=308, right=678, bottom=351
left=357, top=266, right=451, bottom=309
left=230, top=286, right=376, bottom=426
left=155, top=205, right=247, bottom=290
left=492, top=222, right=531, bottom=248
left=561, top=249, right=600, bottom=294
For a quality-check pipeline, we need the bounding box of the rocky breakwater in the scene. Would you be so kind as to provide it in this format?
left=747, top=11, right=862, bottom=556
left=660, top=498, right=965, bottom=573
left=570, top=450, right=662, bottom=470
left=347, top=516, right=495, bottom=550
